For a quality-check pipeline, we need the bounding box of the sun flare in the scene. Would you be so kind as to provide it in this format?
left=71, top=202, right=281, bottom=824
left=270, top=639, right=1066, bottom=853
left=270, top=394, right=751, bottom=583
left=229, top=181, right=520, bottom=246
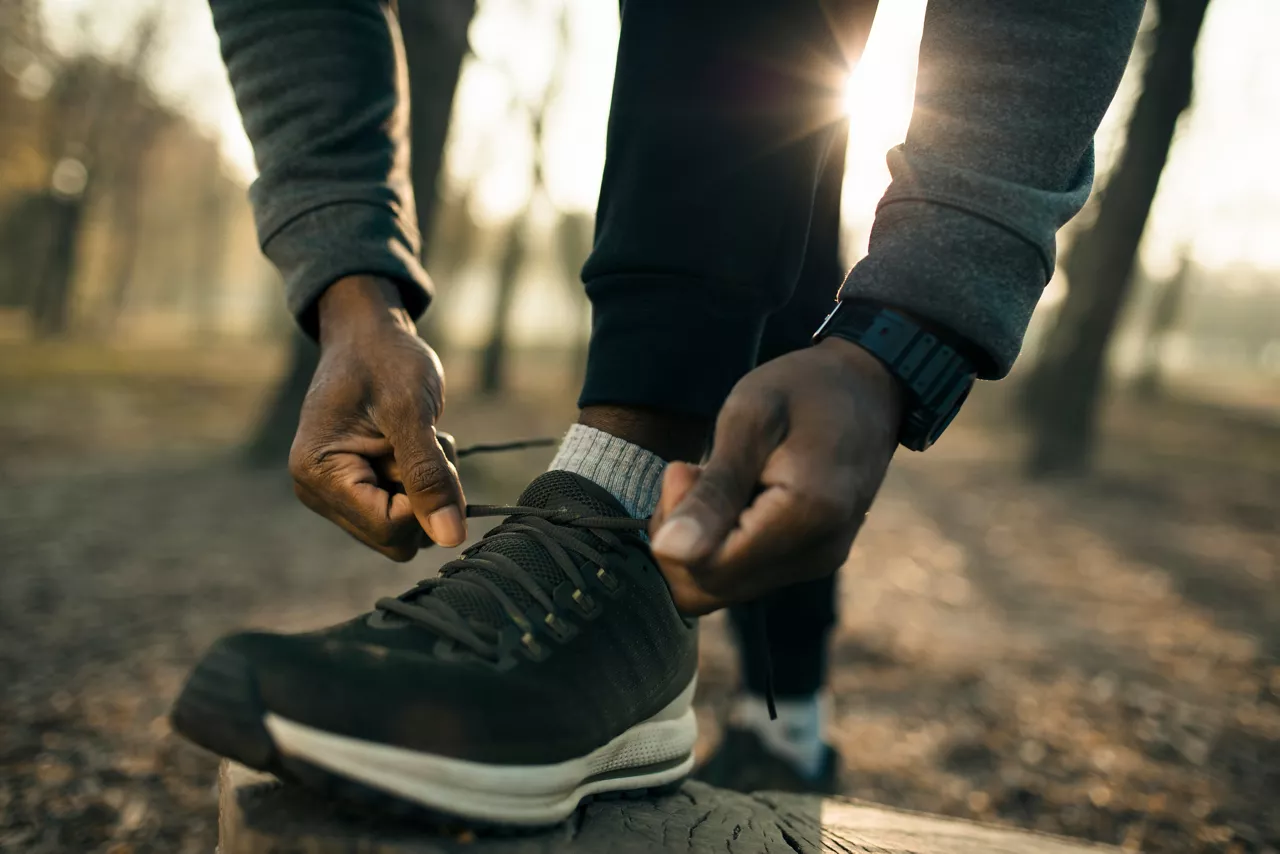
left=836, top=1, right=927, bottom=246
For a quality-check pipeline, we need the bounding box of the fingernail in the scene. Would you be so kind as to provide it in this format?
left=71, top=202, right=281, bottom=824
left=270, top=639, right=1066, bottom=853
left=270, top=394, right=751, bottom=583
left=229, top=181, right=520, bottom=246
left=424, top=505, right=466, bottom=547
left=651, top=517, right=704, bottom=560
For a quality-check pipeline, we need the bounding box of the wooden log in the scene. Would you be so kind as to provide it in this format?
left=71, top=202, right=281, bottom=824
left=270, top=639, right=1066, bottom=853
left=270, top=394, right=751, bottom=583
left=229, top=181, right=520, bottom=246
left=219, top=762, right=1121, bottom=854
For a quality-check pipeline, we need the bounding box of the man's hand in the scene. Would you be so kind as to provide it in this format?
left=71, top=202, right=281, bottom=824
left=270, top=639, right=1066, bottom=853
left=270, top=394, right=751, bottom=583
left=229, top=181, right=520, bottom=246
left=649, top=338, right=902, bottom=615
left=289, top=275, right=466, bottom=561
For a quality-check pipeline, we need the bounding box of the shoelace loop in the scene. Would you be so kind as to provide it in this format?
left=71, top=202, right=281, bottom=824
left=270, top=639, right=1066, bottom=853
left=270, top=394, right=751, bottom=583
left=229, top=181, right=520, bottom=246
left=391, top=435, right=778, bottom=719
left=374, top=502, right=648, bottom=662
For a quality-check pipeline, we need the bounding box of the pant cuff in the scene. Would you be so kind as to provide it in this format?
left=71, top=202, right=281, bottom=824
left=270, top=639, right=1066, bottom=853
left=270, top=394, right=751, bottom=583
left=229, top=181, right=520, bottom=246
left=579, top=274, right=768, bottom=419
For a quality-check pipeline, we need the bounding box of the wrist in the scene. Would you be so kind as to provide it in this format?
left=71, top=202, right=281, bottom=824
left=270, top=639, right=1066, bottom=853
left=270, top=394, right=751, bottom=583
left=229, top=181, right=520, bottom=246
left=816, top=336, right=906, bottom=424
left=813, top=302, right=977, bottom=451
left=317, top=276, right=417, bottom=347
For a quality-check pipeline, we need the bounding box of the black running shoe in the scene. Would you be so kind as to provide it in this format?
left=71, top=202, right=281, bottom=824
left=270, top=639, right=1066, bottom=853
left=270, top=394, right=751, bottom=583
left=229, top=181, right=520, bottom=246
left=695, top=727, right=841, bottom=795
left=171, top=471, right=698, bottom=826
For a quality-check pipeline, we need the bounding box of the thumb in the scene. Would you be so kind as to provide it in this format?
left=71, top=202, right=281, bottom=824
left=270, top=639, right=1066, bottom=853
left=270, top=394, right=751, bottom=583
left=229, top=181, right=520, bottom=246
left=650, top=461, right=701, bottom=538
left=435, top=431, right=459, bottom=467
left=651, top=398, right=781, bottom=564
left=393, top=427, right=467, bottom=547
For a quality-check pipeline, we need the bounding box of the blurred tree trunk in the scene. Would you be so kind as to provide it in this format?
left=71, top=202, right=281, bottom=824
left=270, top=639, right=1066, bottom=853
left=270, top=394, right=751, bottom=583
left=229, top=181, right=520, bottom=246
left=400, top=0, right=474, bottom=255
left=244, top=0, right=476, bottom=466
left=0, top=196, right=40, bottom=307
left=476, top=3, right=569, bottom=394
left=1132, top=250, right=1191, bottom=399
left=28, top=191, right=84, bottom=336
left=28, top=12, right=160, bottom=337
left=27, top=60, right=97, bottom=338
left=479, top=218, right=525, bottom=394
left=1022, top=0, right=1210, bottom=477
left=402, top=0, right=475, bottom=348
left=100, top=112, right=168, bottom=333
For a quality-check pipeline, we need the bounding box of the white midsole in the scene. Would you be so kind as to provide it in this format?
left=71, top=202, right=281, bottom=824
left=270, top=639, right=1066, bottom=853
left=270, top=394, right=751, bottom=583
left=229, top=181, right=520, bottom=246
left=263, top=677, right=698, bottom=825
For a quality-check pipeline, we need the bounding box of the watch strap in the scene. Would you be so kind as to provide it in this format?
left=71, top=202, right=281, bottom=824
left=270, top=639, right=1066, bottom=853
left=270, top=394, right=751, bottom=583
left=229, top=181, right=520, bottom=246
left=814, top=301, right=976, bottom=450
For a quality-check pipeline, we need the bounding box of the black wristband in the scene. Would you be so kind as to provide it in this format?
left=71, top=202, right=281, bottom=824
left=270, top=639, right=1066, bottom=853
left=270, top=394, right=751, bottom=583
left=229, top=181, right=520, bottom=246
left=813, top=301, right=977, bottom=451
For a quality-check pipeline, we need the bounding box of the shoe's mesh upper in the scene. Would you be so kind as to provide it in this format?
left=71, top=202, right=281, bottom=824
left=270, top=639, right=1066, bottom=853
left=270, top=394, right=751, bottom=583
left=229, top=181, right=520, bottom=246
left=253, top=469, right=701, bottom=764
left=418, top=470, right=629, bottom=630
left=516, top=470, right=617, bottom=515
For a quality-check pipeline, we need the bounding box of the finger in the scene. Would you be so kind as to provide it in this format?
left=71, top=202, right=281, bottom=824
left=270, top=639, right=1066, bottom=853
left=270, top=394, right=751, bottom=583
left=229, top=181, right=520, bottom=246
left=370, top=456, right=445, bottom=549
left=670, top=535, right=846, bottom=613
left=649, top=464, right=727, bottom=613
left=652, top=466, right=832, bottom=614
left=650, top=392, right=786, bottom=565
left=715, top=481, right=855, bottom=586
left=376, top=438, right=456, bottom=490
left=293, top=476, right=420, bottom=561
left=649, top=461, right=700, bottom=538
left=290, top=438, right=424, bottom=549
left=723, top=476, right=823, bottom=563
left=326, top=501, right=419, bottom=562
left=372, top=454, right=406, bottom=496
left=391, top=426, right=467, bottom=548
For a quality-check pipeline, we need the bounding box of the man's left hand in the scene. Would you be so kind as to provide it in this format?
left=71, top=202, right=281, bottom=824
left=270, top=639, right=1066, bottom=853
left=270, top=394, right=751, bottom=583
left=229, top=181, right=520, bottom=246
left=650, top=337, right=903, bottom=615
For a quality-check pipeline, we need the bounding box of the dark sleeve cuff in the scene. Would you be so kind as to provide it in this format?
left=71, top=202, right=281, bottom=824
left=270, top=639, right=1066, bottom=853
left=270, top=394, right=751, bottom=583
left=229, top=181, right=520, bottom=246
left=839, top=145, right=1094, bottom=379
left=259, top=199, right=432, bottom=338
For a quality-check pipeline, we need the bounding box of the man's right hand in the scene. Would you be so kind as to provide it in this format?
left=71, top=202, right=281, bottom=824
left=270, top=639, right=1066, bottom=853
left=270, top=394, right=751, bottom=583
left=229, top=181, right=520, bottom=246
left=289, top=275, right=467, bottom=561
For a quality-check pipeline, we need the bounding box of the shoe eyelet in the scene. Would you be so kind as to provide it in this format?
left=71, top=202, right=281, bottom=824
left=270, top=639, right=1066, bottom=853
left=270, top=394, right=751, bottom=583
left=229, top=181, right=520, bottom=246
left=542, top=612, right=575, bottom=642
left=521, top=632, right=545, bottom=658
left=596, top=567, right=621, bottom=593
left=571, top=588, right=597, bottom=614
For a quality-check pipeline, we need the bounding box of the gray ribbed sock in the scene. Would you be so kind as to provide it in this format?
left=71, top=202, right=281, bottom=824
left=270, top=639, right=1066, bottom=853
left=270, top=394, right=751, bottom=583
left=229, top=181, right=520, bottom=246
left=548, top=424, right=665, bottom=519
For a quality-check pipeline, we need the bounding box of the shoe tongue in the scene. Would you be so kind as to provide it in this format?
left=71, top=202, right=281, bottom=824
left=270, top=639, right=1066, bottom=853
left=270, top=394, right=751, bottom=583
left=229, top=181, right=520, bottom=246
left=428, top=471, right=632, bottom=630
left=515, top=470, right=631, bottom=517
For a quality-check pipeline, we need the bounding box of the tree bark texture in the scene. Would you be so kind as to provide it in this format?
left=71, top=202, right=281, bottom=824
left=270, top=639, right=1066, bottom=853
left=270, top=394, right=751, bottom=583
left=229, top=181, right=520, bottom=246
left=220, top=762, right=1121, bottom=854
left=1022, top=0, right=1211, bottom=477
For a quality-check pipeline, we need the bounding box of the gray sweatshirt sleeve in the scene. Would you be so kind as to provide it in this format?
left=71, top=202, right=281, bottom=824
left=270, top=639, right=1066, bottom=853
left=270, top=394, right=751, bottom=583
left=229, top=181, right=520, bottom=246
left=210, top=0, right=430, bottom=333
left=839, top=1, right=1144, bottom=378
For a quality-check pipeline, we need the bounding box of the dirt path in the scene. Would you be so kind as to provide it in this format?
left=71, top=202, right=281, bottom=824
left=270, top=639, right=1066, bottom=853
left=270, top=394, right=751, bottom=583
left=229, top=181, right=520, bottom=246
left=0, top=371, right=1275, bottom=853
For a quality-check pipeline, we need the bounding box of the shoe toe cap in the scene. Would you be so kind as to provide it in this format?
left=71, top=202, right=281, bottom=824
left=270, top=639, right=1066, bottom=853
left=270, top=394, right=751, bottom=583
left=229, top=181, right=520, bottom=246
left=178, top=629, right=600, bottom=764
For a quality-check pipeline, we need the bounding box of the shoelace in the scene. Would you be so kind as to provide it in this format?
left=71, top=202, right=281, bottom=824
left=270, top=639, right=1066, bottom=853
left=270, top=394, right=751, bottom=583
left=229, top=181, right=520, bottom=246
left=451, top=438, right=557, bottom=458
left=375, top=504, right=647, bottom=661
left=388, top=436, right=777, bottom=719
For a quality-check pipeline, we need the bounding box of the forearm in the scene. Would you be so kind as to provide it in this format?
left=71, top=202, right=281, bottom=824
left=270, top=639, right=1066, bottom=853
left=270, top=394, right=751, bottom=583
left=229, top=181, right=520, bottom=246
left=210, top=0, right=429, bottom=332
left=840, top=0, right=1144, bottom=378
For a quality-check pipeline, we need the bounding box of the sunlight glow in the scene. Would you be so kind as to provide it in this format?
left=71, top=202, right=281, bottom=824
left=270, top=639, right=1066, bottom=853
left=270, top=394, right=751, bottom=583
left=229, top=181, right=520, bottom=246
left=837, top=0, right=928, bottom=260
